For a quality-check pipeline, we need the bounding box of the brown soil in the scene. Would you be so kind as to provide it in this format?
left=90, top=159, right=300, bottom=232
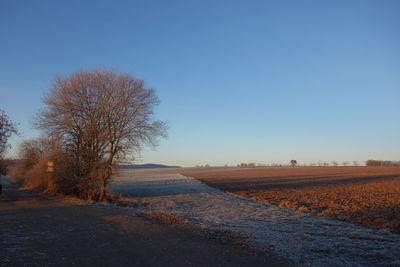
left=187, top=167, right=400, bottom=233
left=0, top=181, right=287, bottom=266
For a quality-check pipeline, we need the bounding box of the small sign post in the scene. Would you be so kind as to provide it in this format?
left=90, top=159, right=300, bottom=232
left=46, top=161, right=55, bottom=173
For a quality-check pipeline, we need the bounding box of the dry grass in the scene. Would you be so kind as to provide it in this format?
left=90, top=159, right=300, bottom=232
left=145, top=211, right=190, bottom=225
left=188, top=167, right=400, bottom=233
left=0, top=194, right=9, bottom=201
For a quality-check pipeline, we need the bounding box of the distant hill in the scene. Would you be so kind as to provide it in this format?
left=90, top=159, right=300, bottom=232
left=117, top=164, right=181, bottom=169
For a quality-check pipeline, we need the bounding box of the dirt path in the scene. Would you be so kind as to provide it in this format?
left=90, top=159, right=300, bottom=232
left=0, top=181, right=286, bottom=266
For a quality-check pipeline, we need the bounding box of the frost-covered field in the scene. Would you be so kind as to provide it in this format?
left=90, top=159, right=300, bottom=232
left=110, top=169, right=400, bottom=266
left=109, top=168, right=218, bottom=197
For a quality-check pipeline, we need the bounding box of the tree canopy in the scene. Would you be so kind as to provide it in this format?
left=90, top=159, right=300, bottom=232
left=35, top=69, right=167, bottom=200
left=0, top=109, right=18, bottom=175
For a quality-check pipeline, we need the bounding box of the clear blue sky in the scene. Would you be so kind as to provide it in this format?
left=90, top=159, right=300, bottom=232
left=1, top=0, right=399, bottom=166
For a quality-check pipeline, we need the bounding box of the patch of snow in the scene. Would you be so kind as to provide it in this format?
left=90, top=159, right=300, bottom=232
left=110, top=169, right=400, bottom=266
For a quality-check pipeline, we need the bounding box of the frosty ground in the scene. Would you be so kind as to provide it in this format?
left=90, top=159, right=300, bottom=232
left=109, top=168, right=400, bottom=266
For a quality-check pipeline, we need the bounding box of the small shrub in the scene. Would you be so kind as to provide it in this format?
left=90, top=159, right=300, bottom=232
left=9, top=163, right=28, bottom=185
left=24, top=149, right=75, bottom=195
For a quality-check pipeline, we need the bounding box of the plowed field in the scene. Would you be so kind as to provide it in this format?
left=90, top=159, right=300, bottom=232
left=187, top=167, right=400, bottom=233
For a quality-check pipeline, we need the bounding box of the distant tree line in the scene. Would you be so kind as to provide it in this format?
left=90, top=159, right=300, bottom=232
left=365, top=160, right=400, bottom=166
left=233, top=160, right=368, bottom=167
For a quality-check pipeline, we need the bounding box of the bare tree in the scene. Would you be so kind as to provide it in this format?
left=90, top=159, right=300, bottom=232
left=366, top=160, right=382, bottom=166
left=290, top=160, right=297, bottom=167
left=247, top=162, right=255, bottom=168
left=0, top=109, right=18, bottom=176
left=342, top=161, right=349, bottom=166
left=240, top=163, right=248, bottom=168
left=36, top=69, right=167, bottom=200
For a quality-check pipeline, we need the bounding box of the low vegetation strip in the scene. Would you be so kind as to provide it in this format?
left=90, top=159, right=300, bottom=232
left=188, top=166, right=400, bottom=233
